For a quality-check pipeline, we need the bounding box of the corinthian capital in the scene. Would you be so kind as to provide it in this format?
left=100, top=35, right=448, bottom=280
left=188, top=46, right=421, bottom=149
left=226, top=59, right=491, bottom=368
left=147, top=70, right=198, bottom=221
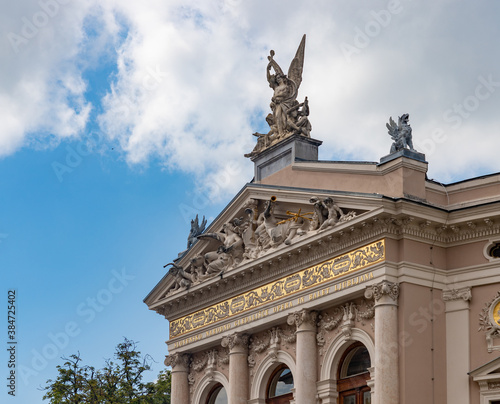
left=365, top=280, right=399, bottom=302
left=287, top=309, right=318, bottom=329
left=221, top=333, right=250, bottom=351
left=164, top=352, right=190, bottom=370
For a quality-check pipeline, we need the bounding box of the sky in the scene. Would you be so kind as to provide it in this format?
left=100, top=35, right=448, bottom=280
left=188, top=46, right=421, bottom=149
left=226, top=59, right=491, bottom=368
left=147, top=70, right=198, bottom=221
left=1, top=0, right=500, bottom=402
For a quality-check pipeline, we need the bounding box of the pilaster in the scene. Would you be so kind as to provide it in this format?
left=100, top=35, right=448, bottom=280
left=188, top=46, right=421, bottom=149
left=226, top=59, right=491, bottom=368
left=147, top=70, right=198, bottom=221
left=443, top=287, right=471, bottom=404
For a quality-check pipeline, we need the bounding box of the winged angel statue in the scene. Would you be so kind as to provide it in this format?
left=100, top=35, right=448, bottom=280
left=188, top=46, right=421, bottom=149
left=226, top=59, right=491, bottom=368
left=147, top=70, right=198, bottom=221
left=187, top=214, right=207, bottom=249
left=245, top=35, right=311, bottom=157
left=386, top=113, right=416, bottom=154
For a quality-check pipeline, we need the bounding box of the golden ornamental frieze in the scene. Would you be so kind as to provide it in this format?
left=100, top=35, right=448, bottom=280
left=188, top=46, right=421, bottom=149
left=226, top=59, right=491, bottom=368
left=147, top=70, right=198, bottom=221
left=170, top=239, right=385, bottom=338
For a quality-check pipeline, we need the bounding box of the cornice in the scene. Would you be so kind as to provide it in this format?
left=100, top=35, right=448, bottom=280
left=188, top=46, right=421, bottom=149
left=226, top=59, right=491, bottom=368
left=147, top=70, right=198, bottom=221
left=291, top=155, right=428, bottom=175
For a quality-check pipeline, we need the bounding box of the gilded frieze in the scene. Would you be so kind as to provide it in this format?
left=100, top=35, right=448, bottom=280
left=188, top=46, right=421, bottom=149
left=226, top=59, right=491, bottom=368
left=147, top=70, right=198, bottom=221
left=170, top=239, right=385, bottom=338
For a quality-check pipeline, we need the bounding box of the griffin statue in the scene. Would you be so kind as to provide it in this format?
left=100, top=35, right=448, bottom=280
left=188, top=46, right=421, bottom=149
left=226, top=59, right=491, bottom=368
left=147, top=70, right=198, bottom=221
left=386, top=113, right=416, bottom=154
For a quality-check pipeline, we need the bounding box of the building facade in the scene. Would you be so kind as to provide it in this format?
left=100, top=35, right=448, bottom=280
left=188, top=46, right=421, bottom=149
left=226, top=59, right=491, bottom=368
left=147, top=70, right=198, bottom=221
left=144, top=38, right=500, bottom=404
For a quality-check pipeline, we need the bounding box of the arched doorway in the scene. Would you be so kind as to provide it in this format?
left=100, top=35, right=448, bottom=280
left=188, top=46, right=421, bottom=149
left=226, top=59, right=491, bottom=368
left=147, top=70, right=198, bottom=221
left=266, top=364, right=294, bottom=404
left=337, top=342, right=371, bottom=404
left=206, top=383, right=228, bottom=404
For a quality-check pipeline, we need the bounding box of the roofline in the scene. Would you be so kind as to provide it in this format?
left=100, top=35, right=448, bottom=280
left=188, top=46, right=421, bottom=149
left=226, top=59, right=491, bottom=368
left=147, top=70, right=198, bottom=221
left=426, top=171, right=500, bottom=187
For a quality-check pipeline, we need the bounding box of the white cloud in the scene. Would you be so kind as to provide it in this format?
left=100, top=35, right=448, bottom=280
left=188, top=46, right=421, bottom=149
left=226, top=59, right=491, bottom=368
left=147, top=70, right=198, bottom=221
left=1, top=0, right=500, bottom=193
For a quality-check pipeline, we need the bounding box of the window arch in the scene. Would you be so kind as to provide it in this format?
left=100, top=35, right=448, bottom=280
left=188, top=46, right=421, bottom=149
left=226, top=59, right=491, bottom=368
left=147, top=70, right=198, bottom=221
left=206, top=383, right=228, bottom=404
left=337, top=342, right=372, bottom=404
left=250, top=350, right=296, bottom=401
left=266, top=364, right=294, bottom=404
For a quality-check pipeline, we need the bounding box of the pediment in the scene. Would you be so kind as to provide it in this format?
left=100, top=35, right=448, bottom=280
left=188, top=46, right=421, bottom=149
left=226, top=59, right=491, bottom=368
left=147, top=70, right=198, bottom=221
left=470, top=356, right=500, bottom=389
left=144, top=183, right=384, bottom=313
left=470, top=357, right=500, bottom=378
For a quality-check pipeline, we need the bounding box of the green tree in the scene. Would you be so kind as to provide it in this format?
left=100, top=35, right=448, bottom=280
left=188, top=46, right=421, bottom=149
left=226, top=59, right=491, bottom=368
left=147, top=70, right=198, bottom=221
left=143, top=370, right=172, bottom=404
left=43, top=339, right=171, bottom=404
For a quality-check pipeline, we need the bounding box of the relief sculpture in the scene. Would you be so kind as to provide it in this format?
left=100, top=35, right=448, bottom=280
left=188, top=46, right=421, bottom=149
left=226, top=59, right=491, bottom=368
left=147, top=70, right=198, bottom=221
left=169, top=240, right=384, bottom=337
left=163, top=196, right=359, bottom=295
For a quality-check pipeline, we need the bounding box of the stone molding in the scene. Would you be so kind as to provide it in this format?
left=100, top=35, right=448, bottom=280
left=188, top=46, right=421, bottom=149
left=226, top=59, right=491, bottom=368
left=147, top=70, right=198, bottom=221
left=192, top=371, right=229, bottom=404
left=442, top=287, right=472, bottom=302
left=164, top=352, right=190, bottom=370
left=287, top=309, right=318, bottom=329
left=249, top=349, right=297, bottom=401
left=364, top=280, right=399, bottom=302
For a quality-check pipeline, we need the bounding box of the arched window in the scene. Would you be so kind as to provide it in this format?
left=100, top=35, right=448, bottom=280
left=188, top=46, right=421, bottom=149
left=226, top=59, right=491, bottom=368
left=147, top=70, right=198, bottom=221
left=337, top=342, right=372, bottom=404
left=266, top=364, right=294, bottom=404
left=206, top=383, right=228, bottom=404
left=489, top=243, right=500, bottom=258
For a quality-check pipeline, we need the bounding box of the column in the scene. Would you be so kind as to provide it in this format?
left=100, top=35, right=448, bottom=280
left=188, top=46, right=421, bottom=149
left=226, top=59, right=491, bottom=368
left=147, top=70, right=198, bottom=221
left=443, top=287, right=471, bottom=404
left=287, top=309, right=318, bottom=404
left=165, top=353, right=190, bottom=404
left=222, top=333, right=250, bottom=404
left=365, top=280, right=400, bottom=404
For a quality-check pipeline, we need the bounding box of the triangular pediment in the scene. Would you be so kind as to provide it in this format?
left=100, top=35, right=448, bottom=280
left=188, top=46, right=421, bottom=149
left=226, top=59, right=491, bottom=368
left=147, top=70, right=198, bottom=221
left=144, top=182, right=390, bottom=315
left=470, top=357, right=500, bottom=380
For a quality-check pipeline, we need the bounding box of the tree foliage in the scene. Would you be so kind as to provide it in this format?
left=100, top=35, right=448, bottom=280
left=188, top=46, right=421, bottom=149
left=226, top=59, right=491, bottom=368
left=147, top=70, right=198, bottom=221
left=43, top=338, right=171, bottom=404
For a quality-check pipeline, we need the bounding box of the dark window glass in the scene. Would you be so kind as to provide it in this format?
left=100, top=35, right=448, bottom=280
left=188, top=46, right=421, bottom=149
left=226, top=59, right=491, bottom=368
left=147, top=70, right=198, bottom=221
left=341, top=346, right=371, bottom=378
left=268, top=367, right=294, bottom=398
left=207, top=384, right=228, bottom=404
left=490, top=243, right=500, bottom=258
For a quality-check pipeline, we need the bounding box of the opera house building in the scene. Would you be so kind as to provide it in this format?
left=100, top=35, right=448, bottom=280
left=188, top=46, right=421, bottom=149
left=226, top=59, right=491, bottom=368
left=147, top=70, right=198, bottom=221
left=144, top=37, right=500, bottom=404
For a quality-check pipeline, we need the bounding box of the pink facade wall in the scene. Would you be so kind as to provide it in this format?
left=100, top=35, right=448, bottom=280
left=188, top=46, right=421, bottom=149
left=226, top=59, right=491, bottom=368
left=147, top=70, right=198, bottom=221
left=398, top=283, right=447, bottom=404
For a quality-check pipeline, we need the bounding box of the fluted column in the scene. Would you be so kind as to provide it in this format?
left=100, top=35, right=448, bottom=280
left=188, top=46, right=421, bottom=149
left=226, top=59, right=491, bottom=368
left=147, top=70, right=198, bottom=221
left=165, top=353, right=190, bottom=404
left=443, top=287, right=471, bottom=404
left=287, top=309, right=318, bottom=404
left=365, top=281, right=400, bottom=404
left=222, top=333, right=250, bottom=404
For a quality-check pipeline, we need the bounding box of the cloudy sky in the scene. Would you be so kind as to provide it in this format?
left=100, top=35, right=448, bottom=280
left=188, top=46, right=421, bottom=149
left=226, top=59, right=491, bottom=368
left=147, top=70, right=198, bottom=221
left=1, top=0, right=500, bottom=401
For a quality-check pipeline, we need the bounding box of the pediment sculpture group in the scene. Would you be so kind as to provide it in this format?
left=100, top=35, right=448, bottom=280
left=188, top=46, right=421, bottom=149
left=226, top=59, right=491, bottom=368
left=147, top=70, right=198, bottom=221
left=165, top=197, right=356, bottom=295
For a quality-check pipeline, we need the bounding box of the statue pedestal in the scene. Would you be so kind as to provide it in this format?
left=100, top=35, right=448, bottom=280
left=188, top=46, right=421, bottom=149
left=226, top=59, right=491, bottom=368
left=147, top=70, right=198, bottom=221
left=379, top=148, right=426, bottom=164
left=251, top=135, right=322, bottom=181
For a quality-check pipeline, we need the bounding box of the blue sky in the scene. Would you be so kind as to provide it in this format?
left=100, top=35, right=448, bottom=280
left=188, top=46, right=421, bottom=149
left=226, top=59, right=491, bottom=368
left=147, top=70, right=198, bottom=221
left=1, top=0, right=500, bottom=402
